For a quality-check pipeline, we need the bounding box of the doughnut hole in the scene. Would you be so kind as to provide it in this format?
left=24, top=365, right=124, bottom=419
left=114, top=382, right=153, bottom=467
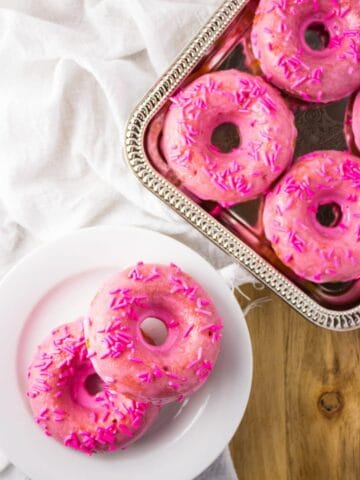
left=316, top=202, right=342, bottom=228
left=211, top=122, right=240, bottom=153
left=84, top=373, right=105, bottom=396
left=140, top=317, right=168, bottom=347
left=304, top=22, right=330, bottom=52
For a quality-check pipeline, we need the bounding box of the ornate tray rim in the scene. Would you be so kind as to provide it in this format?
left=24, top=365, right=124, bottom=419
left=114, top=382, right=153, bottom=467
left=124, top=0, right=360, bottom=331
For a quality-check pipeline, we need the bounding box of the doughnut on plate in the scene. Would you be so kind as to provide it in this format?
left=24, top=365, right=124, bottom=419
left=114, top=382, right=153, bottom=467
left=0, top=226, right=252, bottom=480
left=126, top=0, right=360, bottom=330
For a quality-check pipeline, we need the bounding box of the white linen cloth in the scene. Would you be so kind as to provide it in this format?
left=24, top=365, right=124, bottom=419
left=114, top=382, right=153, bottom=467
left=0, top=1, right=254, bottom=478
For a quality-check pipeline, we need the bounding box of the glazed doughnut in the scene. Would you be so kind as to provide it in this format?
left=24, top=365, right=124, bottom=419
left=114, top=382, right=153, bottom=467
left=351, top=90, right=360, bottom=151
left=263, top=150, right=360, bottom=283
left=85, top=263, right=223, bottom=405
left=27, top=319, right=158, bottom=455
left=251, top=0, right=360, bottom=103
left=162, top=70, right=297, bottom=206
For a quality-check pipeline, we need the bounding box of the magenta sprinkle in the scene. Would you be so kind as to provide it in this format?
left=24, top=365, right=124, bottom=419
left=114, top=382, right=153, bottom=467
left=118, top=424, right=133, bottom=438
left=152, top=365, right=163, bottom=379
left=168, top=381, right=180, bottom=390
left=200, top=323, right=223, bottom=333
left=168, top=320, right=179, bottom=328
left=288, top=230, right=305, bottom=253
left=183, top=324, right=194, bottom=338
left=53, top=408, right=65, bottom=415
left=128, top=356, right=143, bottom=364
left=195, top=307, right=212, bottom=316
left=187, top=358, right=200, bottom=370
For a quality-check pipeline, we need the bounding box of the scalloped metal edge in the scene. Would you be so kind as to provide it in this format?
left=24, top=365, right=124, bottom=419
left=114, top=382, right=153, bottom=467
left=125, top=0, right=360, bottom=331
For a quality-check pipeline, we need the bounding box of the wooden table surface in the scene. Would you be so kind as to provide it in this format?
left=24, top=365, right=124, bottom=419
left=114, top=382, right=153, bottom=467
left=230, top=284, right=360, bottom=480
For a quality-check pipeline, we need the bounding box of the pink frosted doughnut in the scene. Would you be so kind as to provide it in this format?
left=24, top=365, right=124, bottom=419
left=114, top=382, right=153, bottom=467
left=251, top=0, right=360, bottom=103
left=161, top=70, right=297, bottom=206
left=352, top=90, right=360, bottom=151
left=263, top=150, right=360, bottom=283
left=85, top=263, right=223, bottom=405
left=27, top=319, right=159, bottom=455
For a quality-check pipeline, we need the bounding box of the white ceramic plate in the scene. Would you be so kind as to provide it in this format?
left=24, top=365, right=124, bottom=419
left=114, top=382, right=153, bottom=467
left=0, top=226, right=252, bottom=480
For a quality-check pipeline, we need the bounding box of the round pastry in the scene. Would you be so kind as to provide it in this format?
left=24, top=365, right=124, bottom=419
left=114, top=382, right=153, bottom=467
left=251, top=0, right=360, bottom=103
left=263, top=150, right=360, bottom=283
left=351, top=90, right=360, bottom=152
left=146, top=110, right=179, bottom=184
left=161, top=70, right=297, bottom=206
left=27, top=319, right=159, bottom=455
left=239, top=31, right=262, bottom=76
left=85, top=263, right=223, bottom=405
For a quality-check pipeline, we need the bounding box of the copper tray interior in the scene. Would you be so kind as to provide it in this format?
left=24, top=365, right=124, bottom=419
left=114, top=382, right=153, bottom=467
left=144, top=0, right=359, bottom=312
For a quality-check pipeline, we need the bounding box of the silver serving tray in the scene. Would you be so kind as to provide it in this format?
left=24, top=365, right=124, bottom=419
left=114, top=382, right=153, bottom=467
left=125, top=0, right=360, bottom=331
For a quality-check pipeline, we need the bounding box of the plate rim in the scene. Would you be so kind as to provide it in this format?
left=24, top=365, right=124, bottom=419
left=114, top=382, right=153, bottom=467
left=0, top=225, right=253, bottom=480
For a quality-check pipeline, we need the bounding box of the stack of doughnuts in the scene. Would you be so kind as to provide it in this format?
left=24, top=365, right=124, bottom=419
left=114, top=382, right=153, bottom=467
left=27, top=263, right=223, bottom=455
left=160, top=0, right=360, bottom=284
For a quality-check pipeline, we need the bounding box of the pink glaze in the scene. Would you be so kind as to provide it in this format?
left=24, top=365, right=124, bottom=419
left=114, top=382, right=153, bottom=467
left=352, top=90, right=360, bottom=151
left=251, top=0, right=360, bottom=103
left=264, top=150, right=360, bottom=283
left=27, top=319, right=159, bottom=455
left=84, top=263, right=223, bottom=405
left=161, top=70, right=297, bottom=206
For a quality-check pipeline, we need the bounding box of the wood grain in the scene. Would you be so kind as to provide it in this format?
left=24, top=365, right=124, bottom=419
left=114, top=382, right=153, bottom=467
left=230, top=284, right=360, bottom=480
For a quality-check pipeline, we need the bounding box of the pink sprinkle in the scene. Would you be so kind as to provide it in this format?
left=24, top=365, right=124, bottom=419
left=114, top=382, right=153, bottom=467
left=144, top=268, right=161, bottom=282
left=288, top=230, right=305, bottom=253
left=199, top=323, right=223, bottom=333
left=128, top=356, right=143, bottom=364
left=196, top=297, right=210, bottom=308
left=109, top=296, right=117, bottom=309
left=53, top=408, right=65, bottom=415
left=104, top=376, right=115, bottom=384
left=184, top=324, right=194, bottom=338
left=195, top=307, right=212, bottom=316
left=170, top=262, right=181, bottom=272
left=187, top=359, right=200, bottom=369
left=119, top=424, right=133, bottom=437
left=284, top=253, right=293, bottom=263
left=271, top=234, right=280, bottom=244
left=153, top=365, right=163, bottom=379
left=168, top=320, right=179, bottom=328
left=137, top=372, right=152, bottom=383
left=168, top=381, right=180, bottom=390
